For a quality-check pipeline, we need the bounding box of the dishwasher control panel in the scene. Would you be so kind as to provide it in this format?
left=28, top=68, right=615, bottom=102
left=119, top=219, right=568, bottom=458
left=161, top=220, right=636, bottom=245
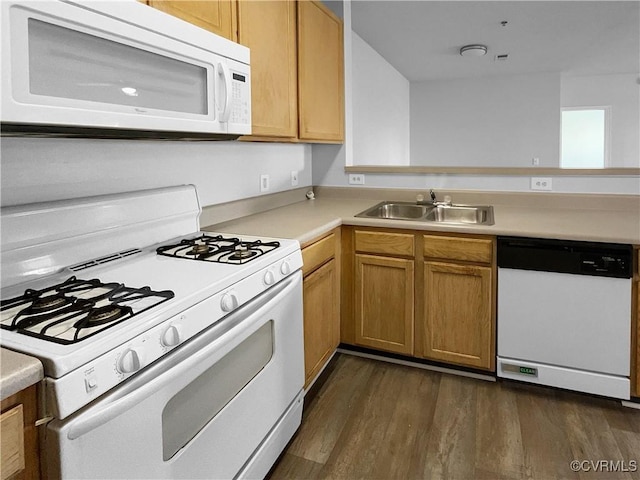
left=497, top=236, right=632, bottom=279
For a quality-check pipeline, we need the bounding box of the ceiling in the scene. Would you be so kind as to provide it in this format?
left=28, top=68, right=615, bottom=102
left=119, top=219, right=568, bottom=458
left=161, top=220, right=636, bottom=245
left=351, top=1, right=640, bottom=82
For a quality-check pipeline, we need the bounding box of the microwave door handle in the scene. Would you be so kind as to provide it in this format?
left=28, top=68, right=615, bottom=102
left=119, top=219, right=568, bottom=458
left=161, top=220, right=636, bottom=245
left=64, top=272, right=300, bottom=441
left=217, top=62, right=233, bottom=123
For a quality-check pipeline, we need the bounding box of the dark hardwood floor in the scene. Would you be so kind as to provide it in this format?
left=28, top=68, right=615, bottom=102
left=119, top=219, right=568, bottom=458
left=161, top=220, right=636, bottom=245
left=269, top=354, right=640, bottom=480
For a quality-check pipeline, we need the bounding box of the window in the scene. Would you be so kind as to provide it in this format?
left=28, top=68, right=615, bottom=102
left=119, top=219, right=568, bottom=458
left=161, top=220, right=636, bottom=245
left=561, top=107, right=610, bottom=169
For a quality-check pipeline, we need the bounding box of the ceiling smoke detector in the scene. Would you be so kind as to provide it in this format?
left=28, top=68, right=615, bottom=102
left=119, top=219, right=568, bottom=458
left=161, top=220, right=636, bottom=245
left=459, top=44, right=488, bottom=57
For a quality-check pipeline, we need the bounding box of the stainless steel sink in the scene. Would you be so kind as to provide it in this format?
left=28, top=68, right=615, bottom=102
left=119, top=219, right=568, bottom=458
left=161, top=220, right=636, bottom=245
left=425, top=205, right=494, bottom=225
left=355, top=201, right=494, bottom=225
left=357, top=202, right=430, bottom=220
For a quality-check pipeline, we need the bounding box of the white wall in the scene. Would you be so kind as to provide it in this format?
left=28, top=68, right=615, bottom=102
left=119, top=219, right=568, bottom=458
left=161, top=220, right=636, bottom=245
left=410, top=73, right=561, bottom=167
left=1, top=138, right=312, bottom=208
left=313, top=149, right=640, bottom=194
left=352, top=32, right=410, bottom=166
left=561, top=73, right=640, bottom=168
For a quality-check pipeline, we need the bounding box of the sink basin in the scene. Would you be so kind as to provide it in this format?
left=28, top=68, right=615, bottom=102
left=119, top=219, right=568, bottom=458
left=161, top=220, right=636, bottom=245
left=357, top=202, right=430, bottom=220
left=356, top=202, right=432, bottom=220
left=425, top=205, right=494, bottom=225
left=355, top=201, right=494, bottom=225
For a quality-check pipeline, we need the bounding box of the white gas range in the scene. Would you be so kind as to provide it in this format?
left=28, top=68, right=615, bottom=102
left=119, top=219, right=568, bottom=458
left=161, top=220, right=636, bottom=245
left=1, top=185, right=304, bottom=479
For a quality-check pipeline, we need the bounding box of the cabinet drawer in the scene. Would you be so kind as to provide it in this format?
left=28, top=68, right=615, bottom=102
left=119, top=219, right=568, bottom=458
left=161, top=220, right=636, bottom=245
left=302, top=233, right=335, bottom=275
left=423, top=235, right=493, bottom=264
left=1, top=404, right=25, bottom=480
left=355, top=231, right=414, bottom=257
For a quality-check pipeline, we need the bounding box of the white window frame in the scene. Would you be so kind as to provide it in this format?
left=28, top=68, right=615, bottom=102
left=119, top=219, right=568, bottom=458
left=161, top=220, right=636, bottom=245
left=560, top=106, right=612, bottom=169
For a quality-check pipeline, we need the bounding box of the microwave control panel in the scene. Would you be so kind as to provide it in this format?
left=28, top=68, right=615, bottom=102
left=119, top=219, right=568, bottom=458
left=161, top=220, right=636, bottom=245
left=230, top=71, right=250, bottom=126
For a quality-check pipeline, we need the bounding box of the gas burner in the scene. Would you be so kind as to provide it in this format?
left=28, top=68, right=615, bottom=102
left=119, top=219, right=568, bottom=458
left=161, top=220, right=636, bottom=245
left=157, top=234, right=279, bottom=264
left=0, top=276, right=174, bottom=344
left=229, top=247, right=257, bottom=261
left=82, top=305, right=131, bottom=326
left=188, top=243, right=212, bottom=256
left=31, top=294, right=71, bottom=313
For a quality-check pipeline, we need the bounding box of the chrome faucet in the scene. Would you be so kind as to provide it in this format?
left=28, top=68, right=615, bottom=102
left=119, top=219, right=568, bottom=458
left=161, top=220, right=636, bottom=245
left=417, top=189, right=452, bottom=206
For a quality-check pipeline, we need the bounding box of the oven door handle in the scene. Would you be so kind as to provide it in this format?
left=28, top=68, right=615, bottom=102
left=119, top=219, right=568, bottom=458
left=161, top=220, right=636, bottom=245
left=64, top=271, right=302, bottom=440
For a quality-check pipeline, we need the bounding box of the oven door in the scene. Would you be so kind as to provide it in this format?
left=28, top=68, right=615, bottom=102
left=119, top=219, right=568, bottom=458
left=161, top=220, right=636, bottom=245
left=1, top=0, right=251, bottom=136
left=44, top=272, right=303, bottom=479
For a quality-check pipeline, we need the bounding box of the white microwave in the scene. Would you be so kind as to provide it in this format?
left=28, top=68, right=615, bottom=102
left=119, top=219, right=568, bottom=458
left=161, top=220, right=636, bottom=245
left=1, top=0, right=251, bottom=139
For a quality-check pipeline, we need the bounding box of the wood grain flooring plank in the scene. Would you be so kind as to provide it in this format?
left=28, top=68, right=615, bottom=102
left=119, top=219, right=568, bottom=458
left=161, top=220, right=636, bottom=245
left=515, top=386, right=580, bottom=480
left=417, top=374, right=478, bottom=480
left=558, top=394, right=632, bottom=480
left=287, top=355, right=375, bottom=464
left=268, top=453, right=324, bottom=480
left=610, top=428, right=640, bottom=480
left=317, top=362, right=412, bottom=479
left=371, top=367, right=441, bottom=480
left=475, top=382, right=525, bottom=478
left=603, top=404, right=640, bottom=434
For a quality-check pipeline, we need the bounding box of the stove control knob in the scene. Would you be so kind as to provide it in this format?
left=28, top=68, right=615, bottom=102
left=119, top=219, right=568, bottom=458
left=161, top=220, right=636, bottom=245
left=161, top=325, right=181, bottom=347
left=280, top=261, right=291, bottom=276
left=220, top=293, right=238, bottom=312
left=263, top=270, right=276, bottom=286
left=117, top=348, right=142, bottom=374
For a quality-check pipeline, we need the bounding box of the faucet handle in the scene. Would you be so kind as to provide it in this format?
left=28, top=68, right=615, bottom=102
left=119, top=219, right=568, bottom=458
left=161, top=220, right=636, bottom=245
left=430, top=189, right=437, bottom=203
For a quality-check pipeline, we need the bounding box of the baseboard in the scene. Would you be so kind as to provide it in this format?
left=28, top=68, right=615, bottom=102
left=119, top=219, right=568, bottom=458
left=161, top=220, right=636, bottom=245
left=336, top=347, right=496, bottom=382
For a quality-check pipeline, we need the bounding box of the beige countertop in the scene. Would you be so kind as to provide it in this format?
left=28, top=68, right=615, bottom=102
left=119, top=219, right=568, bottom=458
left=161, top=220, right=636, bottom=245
left=1, top=348, right=43, bottom=401
left=206, top=196, right=640, bottom=245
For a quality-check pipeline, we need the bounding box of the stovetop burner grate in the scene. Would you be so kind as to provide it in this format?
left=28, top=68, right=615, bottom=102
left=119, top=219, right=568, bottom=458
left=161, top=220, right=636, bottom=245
left=156, top=234, right=280, bottom=264
left=0, top=276, right=174, bottom=344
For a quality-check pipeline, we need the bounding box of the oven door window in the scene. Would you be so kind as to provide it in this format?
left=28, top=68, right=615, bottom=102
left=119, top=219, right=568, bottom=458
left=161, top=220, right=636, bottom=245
left=161, top=321, right=274, bottom=461
left=26, top=18, right=208, bottom=115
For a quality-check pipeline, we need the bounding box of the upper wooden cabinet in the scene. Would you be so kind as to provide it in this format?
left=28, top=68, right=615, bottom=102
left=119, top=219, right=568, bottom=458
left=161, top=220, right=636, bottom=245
left=237, top=1, right=298, bottom=138
left=148, top=1, right=238, bottom=41
left=297, top=1, right=345, bottom=143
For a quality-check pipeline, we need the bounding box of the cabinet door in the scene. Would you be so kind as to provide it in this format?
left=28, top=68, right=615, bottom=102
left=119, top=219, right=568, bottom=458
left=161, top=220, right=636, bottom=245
left=297, top=1, right=344, bottom=143
left=148, top=1, right=237, bottom=41
left=355, top=254, right=414, bottom=355
left=238, top=1, right=297, bottom=138
left=303, top=259, right=338, bottom=388
left=1, top=385, right=39, bottom=480
left=421, top=261, right=494, bottom=370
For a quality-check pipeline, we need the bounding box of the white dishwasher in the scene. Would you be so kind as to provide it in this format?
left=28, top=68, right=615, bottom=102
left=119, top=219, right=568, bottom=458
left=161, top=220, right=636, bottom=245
left=497, top=236, right=633, bottom=399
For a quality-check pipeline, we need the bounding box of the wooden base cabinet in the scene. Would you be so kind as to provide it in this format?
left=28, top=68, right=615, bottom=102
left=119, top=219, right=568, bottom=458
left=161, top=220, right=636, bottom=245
left=302, top=229, right=341, bottom=388
left=342, top=227, right=496, bottom=372
left=422, top=261, right=493, bottom=369
left=355, top=254, right=414, bottom=355
left=418, top=234, right=496, bottom=371
left=0, top=385, right=39, bottom=480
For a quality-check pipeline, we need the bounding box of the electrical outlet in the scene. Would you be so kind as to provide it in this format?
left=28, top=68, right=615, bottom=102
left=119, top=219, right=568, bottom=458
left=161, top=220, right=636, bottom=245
left=290, top=170, right=299, bottom=186
left=260, top=174, right=270, bottom=192
left=348, top=174, right=365, bottom=185
left=532, top=157, right=540, bottom=166
left=531, top=177, right=552, bottom=191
